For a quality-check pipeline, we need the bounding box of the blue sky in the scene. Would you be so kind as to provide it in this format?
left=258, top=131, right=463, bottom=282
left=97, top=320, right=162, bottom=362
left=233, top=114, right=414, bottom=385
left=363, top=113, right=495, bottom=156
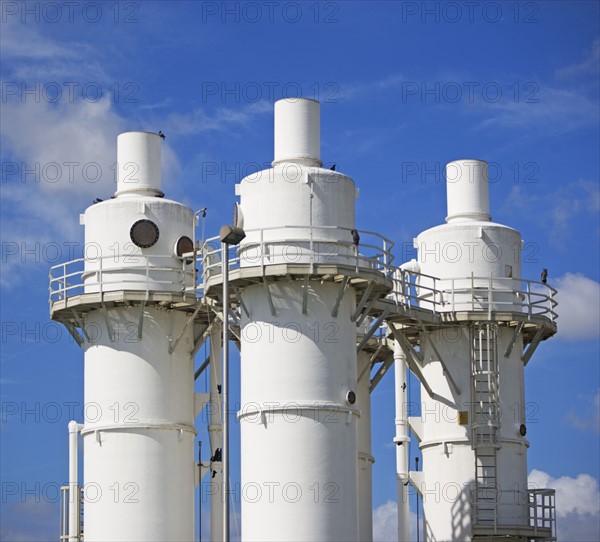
left=1, top=1, right=599, bottom=540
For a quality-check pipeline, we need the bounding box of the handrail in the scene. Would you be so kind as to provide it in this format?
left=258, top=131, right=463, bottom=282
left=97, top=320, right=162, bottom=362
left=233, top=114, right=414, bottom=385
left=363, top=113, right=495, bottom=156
left=389, top=270, right=558, bottom=322
left=200, top=225, right=396, bottom=286
left=49, top=254, right=194, bottom=306
left=49, top=236, right=558, bottom=326
left=528, top=488, right=556, bottom=538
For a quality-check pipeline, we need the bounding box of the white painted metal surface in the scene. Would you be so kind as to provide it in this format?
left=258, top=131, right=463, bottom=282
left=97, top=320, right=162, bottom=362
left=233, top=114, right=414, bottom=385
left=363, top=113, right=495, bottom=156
left=273, top=98, right=321, bottom=167
left=236, top=98, right=360, bottom=541
left=83, top=132, right=194, bottom=293
left=445, top=159, right=490, bottom=223
left=116, top=131, right=162, bottom=197
left=236, top=170, right=357, bottom=267
left=82, top=308, right=196, bottom=541
left=393, top=345, right=410, bottom=542
left=357, top=347, right=374, bottom=542
left=209, top=324, right=224, bottom=542
left=68, top=420, right=82, bottom=542
left=415, top=160, right=522, bottom=313
left=78, top=132, right=196, bottom=542
left=408, top=159, right=534, bottom=541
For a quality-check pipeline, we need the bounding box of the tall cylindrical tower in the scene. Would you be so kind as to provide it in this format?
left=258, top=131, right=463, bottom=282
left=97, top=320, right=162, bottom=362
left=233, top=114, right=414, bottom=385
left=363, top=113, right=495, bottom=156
left=50, top=132, right=198, bottom=541
left=202, top=98, right=392, bottom=541
left=239, top=98, right=358, bottom=541
left=401, top=159, right=557, bottom=541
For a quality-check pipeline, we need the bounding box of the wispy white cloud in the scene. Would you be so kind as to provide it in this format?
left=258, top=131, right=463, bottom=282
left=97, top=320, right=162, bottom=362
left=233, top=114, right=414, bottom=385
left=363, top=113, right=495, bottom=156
left=503, top=180, right=599, bottom=246
left=553, top=273, right=600, bottom=340
left=0, top=19, right=272, bottom=290
left=0, top=17, right=108, bottom=82
left=372, top=500, right=418, bottom=541
left=566, top=390, right=600, bottom=434
left=556, top=38, right=600, bottom=81
left=0, top=499, right=57, bottom=542
left=474, top=87, right=599, bottom=133
left=162, top=101, right=271, bottom=137
left=529, top=470, right=600, bottom=541
left=337, top=73, right=406, bottom=101
left=470, top=37, right=600, bottom=135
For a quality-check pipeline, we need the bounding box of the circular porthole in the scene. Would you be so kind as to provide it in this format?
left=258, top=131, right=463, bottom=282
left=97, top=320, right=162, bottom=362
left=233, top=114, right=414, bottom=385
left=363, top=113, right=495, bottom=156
left=519, top=423, right=527, bottom=437
left=130, top=219, right=160, bottom=248
left=174, top=235, right=194, bottom=264
left=346, top=390, right=356, bottom=405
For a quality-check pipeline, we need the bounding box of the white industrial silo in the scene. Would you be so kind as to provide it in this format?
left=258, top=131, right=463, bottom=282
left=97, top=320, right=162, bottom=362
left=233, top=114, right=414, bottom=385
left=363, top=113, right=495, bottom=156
left=201, top=98, right=392, bottom=541
left=396, top=160, right=557, bottom=541
left=51, top=132, right=199, bottom=541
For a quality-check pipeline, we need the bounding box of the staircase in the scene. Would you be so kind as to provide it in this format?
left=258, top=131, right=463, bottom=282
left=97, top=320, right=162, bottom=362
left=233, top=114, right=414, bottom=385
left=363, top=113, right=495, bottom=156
left=470, top=322, right=500, bottom=530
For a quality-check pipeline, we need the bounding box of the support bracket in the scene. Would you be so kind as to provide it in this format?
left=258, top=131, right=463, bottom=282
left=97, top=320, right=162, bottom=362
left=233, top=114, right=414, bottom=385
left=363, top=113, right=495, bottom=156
left=169, top=303, right=203, bottom=354
left=233, top=286, right=250, bottom=318
left=419, top=321, right=462, bottom=396
left=137, top=301, right=146, bottom=340
left=65, top=322, right=85, bottom=347
left=70, top=308, right=90, bottom=343
left=351, top=281, right=375, bottom=322
left=357, top=307, right=390, bottom=353
left=369, top=352, right=394, bottom=393
left=504, top=322, right=524, bottom=357
left=331, top=276, right=350, bottom=317
left=522, top=325, right=545, bottom=366
left=262, top=276, right=277, bottom=316
left=194, top=355, right=211, bottom=381
left=302, top=274, right=310, bottom=315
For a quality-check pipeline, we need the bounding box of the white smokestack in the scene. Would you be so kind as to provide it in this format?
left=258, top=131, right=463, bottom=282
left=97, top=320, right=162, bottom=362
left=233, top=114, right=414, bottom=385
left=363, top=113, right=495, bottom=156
left=115, top=131, right=163, bottom=197
left=445, top=159, right=491, bottom=222
left=273, top=98, right=322, bottom=167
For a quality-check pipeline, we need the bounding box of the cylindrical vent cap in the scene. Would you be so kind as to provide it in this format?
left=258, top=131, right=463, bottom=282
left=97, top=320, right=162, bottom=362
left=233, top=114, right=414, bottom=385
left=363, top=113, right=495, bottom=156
left=445, top=159, right=491, bottom=222
left=273, top=98, right=322, bottom=167
left=115, top=131, right=163, bottom=197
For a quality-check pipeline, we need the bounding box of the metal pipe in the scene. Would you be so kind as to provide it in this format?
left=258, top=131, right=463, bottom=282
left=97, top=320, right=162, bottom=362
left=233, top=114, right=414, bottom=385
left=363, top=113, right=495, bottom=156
left=221, top=242, right=230, bottom=542
left=210, top=323, right=224, bottom=542
left=68, top=420, right=80, bottom=542
left=394, top=343, right=410, bottom=542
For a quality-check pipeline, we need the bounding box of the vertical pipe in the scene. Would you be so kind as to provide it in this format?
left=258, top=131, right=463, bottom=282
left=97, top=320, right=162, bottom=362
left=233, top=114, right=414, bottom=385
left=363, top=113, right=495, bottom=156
left=221, top=242, right=230, bottom=542
left=68, top=420, right=80, bottom=542
left=198, top=441, right=202, bottom=542
left=209, top=323, right=224, bottom=542
left=393, top=343, right=410, bottom=542
left=357, top=351, right=374, bottom=542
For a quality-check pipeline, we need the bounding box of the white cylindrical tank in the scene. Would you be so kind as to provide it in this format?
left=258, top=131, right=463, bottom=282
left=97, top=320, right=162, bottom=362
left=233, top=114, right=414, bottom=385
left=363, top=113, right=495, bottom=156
left=273, top=98, right=321, bottom=167
left=410, top=159, right=531, bottom=541
left=238, top=101, right=356, bottom=267
left=415, top=160, right=523, bottom=313
left=116, top=131, right=162, bottom=197
left=416, top=327, right=529, bottom=540
left=239, top=282, right=359, bottom=541
left=79, top=132, right=196, bottom=542
left=83, top=133, right=194, bottom=294
left=445, top=159, right=490, bottom=223
left=236, top=165, right=357, bottom=268
left=236, top=98, right=360, bottom=541
left=82, top=309, right=196, bottom=542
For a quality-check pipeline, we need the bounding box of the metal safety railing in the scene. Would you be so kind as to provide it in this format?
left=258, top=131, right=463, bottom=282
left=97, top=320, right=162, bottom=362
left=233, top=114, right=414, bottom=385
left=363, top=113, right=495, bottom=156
left=48, top=239, right=558, bottom=325
left=390, top=270, right=558, bottom=321
left=529, top=488, right=557, bottom=540
left=49, top=254, right=194, bottom=306
left=200, top=225, right=396, bottom=286
left=60, top=485, right=82, bottom=541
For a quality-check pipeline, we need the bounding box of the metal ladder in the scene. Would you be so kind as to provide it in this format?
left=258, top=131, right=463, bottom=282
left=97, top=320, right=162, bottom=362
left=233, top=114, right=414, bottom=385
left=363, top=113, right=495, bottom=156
left=471, top=322, right=500, bottom=530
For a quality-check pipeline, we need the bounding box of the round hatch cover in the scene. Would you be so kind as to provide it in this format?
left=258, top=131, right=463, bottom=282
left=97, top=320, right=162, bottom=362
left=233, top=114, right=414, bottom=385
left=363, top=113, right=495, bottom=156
left=130, top=219, right=160, bottom=249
